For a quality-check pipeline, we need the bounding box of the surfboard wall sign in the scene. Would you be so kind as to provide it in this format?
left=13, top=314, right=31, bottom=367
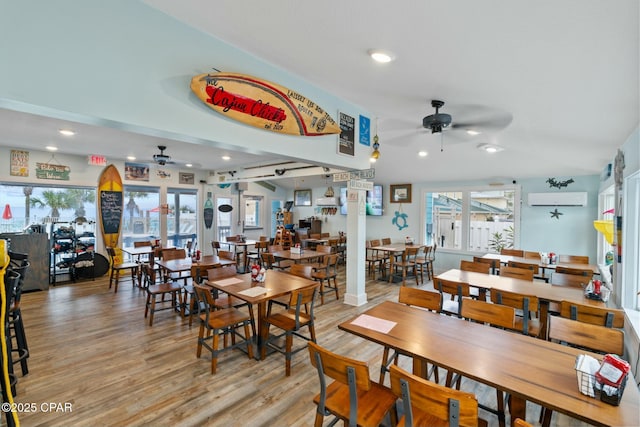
left=98, top=164, right=123, bottom=251
left=190, top=72, right=341, bottom=136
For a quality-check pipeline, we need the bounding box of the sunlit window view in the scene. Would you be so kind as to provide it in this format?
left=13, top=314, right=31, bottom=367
left=425, top=189, right=516, bottom=252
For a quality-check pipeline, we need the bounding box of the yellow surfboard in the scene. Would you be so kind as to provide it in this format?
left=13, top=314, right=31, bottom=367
left=98, top=164, right=123, bottom=250
left=191, top=72, right=341, bottom=136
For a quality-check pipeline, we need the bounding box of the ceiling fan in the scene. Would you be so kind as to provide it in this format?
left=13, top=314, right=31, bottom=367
left=152, top=145, right=175, bottom=166
left=422, top=99, right=512, bottom=135
left=381, top=100, right=513, bottom=148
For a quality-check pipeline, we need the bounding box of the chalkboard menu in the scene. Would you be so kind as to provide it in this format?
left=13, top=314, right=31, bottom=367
left=339, top=112, right=355, bottom=156
left=100, top=191, right=123, bottom=234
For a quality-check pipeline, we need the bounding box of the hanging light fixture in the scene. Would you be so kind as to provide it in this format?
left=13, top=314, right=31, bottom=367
left=370, top=118, right=380, bottom=162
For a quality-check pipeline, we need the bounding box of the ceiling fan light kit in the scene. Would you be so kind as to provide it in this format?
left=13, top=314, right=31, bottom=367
left=422, top=100, right=452, bottom=134
left=367, top=49, right=396, bottom=63
left=477, top=143, right=504, bottom=153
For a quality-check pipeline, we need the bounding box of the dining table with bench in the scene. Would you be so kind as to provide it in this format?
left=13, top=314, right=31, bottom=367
left=339, top=300, right=639, bottom=427
left=436, top=268, right=611, bottom=339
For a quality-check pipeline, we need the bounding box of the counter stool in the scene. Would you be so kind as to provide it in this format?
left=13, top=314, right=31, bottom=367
left=144, top=282, right=184, bottom=326
left=7, top=255, right=30, bottom=377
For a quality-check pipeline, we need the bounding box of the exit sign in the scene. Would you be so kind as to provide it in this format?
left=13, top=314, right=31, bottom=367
left=88, top=155, right=107, bottom=166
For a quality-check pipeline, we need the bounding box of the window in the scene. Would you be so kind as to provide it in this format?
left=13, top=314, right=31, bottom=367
left=424, top=186, right=519, bottom=253
left=168, top=188, right=197, bottom=248
left=243, top=195, right=263, bottom=229
left=0, top=183, right=96, bottom=234
left=122, top=186, right=160, bottom=247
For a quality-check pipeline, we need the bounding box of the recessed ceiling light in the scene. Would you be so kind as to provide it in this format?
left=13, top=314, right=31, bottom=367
left=222, top=155, right=231, bottom=161
left=477, top=143, right=504, bottom=153
left=127, top=156, right=136, bottom=161
left=466, top=130, right=481, bottom=136
left=368, top=49, right=396, bottom=63
left=45, top=145, right=58, bottom=151
left=58, top=129, right=76, bottom=136
left=418, top=150, right=428, bottom=157
left=185, top=163, right=193, bottom=168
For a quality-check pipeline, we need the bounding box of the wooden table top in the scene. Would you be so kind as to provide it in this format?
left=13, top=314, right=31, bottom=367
left=271, top=249, right=324, bottom=262
left=482, top=253, right=600, bottom=275
left=437, top=268, right=605, bottom=306
left=223, top=239, right=257, bottom=247
left=205, top=270, right=315, bottom=304
left=339, top=301, right=639, bottom=427
left=121, top=246, right=156, bottom=256
left=156, top=255, right=235, bottom=273
left=370, top=243, right=422, bottom=252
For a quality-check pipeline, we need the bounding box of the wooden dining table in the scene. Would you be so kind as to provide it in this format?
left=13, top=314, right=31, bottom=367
left=436, top=268, right=607, bottom=339
left=271, top=249, right=324, bottom=263
left=222, top=239, right=257, bottom=273
left=204, top=270, right=316, bottom=358
left=369, top=243, right=422, bottom=282
left=156, top=254, right=236, bottom=276
left=339, top=301, right=640, bottom=427
left=481, top=253, right=600, bottom=277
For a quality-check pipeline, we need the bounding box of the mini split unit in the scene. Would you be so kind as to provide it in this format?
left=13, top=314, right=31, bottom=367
left=527, top=192, right=588, bottom=207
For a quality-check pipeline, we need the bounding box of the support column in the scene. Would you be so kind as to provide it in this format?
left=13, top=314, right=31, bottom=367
left=344, top=189, right=367, bottom=306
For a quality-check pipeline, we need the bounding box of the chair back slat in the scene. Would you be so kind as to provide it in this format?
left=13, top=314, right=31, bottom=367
left=289, top=264, right=313, bottom=279
left=460, top=260, right=490, bottom=274
left=558, top=254, right=589, bottom=264
left=307, top=341, right=371, bottom=390
left=499, top=265, right=534, bottom=281
left=436, top=278, right=471, bottom=298
left=550, top=272, right=589, bottom=288
left=461, top=298, right=516, bottom=330
left=554, top=266, right=592, bottom=277
left=472, top=256, right=498, bottom=274
left=548, top=316, right=624, bottom=355
left=500, top=248, right=524, bottom=257
left=398, top=287, right=442, bottom=312
left=389, top=365, right=480, bottom=427
left=559, top=300, right=624, bottom=328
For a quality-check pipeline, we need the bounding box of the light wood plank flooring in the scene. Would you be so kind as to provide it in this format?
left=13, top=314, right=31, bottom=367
left=11, top=266, right=591, bottom=426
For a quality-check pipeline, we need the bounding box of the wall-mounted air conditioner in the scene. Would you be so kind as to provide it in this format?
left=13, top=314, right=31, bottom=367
left=316, top=197, right=338, bottom=206
left=527, top=192, right=588, bottom=207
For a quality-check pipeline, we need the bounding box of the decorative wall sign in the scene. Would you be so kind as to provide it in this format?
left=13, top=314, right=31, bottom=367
left=392, top=211, right=409, bottom=230
left=550, top=208, right=563, bottom=219
left=338, top=112, right=355, bottom=156
left=359, top=115, right=370, bottom=146
left=546, top=177, right=574, bottom=189
left=157, top=169, right=171, bottom=179
left=179, top=172, right=195, bottom=184
left=124, top=162, right=149, bottom=181
left=10, top=150, right=29, bottom=177
left=35, top=162, right=70, bottom=180
left=390, top=184, right=412, bottom=203
left=191, top=72, right=341, bottom=136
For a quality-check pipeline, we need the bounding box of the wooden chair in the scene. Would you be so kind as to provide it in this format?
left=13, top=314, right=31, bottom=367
left=312, top=254, right=340, bottom=305
left=558, top=254, right=589, bottom=264
left=554, top=266, right=592, bottom=277
left=308, top=341, right=398, bottom=427
left=262, top=283, right=319, bottom=376
left=144, top=281, right=183, bottom=326
left=211, top=240, right=221, bottom=255
left=490, top=289, right=541, bottom=337
left=543, top=315, right=625, bottom=426
left=549, top=272, right=589, bottom=288
left=460, top=260, right=490, bottom=274
left=245, top=240, right=268, bottom=269
left=106, top=246, right=138, bottom=292
left=260, top=252, right=293, bottom=271
left=381, top=237, right=392, bottom=245
left=336, top=234, right=347, bottom=264
left=472, top=256, right=499, bottom=274
left=499, top=265, right=534, bottom=281
left=460, top=298, right=516, bottom=427
left=308, top=244, right=334, bottom=271
left=558, top=300, right=624, bottom=328
left=413, top=245, right=432, bottom=283
left=435, top=278, right=472, bottom=317
left=266, top=265, right=314, bottom=316
left=389, top=365, right=487, bottom=427
left=390, top=247, right=419, bottom=286
left=160, top=248, right=191, bottom=283
left=379, top=287, right=442, bottom=384
left=500, top=248, right=524, bottom=257
left=366, top=239, right=386, bottom=278
left=507, top=260, right=537, bottom=273
left=523, top=251, right=541, bottom=260
left=193, top=284, right=254, bottom=374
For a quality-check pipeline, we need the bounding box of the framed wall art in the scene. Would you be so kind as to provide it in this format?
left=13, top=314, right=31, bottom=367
left=390, top=184, right=412, bottom=203
left=294, top=189, right=312, bottom=206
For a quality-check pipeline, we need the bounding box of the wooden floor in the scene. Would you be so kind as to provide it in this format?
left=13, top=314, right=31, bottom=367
left=12, top=266, right=591, bottom=427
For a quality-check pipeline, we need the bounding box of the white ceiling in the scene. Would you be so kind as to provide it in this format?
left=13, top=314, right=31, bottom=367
left=1, top=0, right=638, bottom=188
